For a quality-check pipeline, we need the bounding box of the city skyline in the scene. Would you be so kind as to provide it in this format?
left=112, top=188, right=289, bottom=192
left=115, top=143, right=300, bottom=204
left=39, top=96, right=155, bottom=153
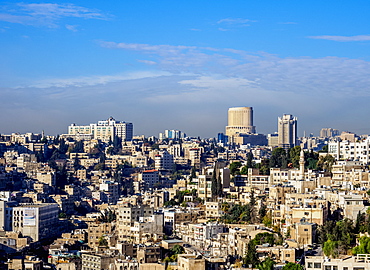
left=1, top=1, right=370, bottom=137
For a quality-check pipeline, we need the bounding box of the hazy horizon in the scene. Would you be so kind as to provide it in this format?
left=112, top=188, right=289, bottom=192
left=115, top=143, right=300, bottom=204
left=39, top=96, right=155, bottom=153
left=1, top=1, right=370, bottom=137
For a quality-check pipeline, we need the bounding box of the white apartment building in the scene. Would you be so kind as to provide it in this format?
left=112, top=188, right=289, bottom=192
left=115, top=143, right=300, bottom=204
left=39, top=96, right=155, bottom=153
left=306, top=254, right=370, bottom=270
left=0, top=202, right=59, bottom=241
left=329, top=137, right=370, bottom=164
left=138, top=169, right=160, bottom=190
left=154, top=150, right=174, bottom=170
left=68, top=117, right=133, bottom=142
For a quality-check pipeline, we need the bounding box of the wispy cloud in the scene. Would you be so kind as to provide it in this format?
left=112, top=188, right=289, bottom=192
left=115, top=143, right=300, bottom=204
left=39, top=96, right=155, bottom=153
left=23, top=71, right=170, bottom=89
left=65, top=24, right=78, bottom=32
left=217, top=18, right=255, bottom=25
left=216, top=18, right=255, bottom=31
left=100, top=41, right=370, bottom=98
left=0, top=3, right=109, bottom=27
left=5, top=41, right=370, bottom=136
left=309, top=35, right=370, bottom=42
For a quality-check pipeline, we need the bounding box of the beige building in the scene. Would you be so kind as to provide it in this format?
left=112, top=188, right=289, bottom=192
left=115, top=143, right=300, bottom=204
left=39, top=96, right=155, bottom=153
left=306, top=254, right=370, bottom=270
left=226, top=107, right=256, bottom=137
left=290, top=220, right=317, bottom=246
left=177, top=254, right=206, bottom=270
left=81, top=253, right=114, bottom=270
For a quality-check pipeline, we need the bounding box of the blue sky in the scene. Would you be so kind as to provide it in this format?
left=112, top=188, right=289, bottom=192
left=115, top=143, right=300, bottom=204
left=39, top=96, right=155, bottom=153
left=1, top=1, right=370, bottom=137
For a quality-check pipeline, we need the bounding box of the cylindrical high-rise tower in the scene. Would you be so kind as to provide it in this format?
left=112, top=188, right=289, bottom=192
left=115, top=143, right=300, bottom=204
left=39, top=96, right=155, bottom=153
left=225, top=107, right=256, bottom=136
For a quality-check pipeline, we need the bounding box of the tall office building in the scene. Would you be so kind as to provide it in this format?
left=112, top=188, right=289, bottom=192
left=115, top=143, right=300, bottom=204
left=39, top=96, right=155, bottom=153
left=278, top=114, right=298, bottom=150
left=225, top=107, right=256, bottom=137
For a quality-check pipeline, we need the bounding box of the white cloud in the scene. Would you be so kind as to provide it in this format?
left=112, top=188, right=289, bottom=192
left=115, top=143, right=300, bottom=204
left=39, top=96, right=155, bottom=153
left=4, top=41, right=370, bottom=137
left=0, top=3, right=109, bottom=27
left=179, top=76, right=254, bottom=89
left=137, top=60, right=157, bottom=65
left=23, top=71, right=170, bottom=89
left=101, top=41, right=370, bottom=98
left=65, top=24, right=78, bottom=32
left=216, top=18, right=255, bottom=31
left=309, top=35, right=370, bottom=42
left=217, top=18, right=255, bottom=25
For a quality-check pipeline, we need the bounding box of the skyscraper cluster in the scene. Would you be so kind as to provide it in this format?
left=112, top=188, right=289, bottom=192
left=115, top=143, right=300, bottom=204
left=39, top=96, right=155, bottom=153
left=224, top=107, right=298, bottom=148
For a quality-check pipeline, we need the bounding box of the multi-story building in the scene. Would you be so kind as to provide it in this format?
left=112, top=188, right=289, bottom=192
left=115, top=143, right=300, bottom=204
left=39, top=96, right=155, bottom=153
left=320, top=128, right=339, bottom=138
left=99, top=180, right=119, bottom=204
left=81, top=253, right=114, bottom=270
left=117, top=204, right=154, bottom=241
left=6, top=203, right=59, bottom=241
left=329, top=137, right=370, bottom=164
left=226, top=107, right=256, bottom=137
left=306, top=254, right=370, bottom=270
left=278, top=114, right=298, bottom=150
left=68, top=117, right=133, bottom=142
left=159, top=130, right=186, bottom=140
left=138, top=170, right=160, bottom=190
left=154, top=150, right=174, bottom=171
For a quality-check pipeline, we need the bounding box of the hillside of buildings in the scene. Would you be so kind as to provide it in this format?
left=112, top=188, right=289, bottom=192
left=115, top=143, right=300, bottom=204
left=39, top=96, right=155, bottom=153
left=1, top=115, right=370, bottom=270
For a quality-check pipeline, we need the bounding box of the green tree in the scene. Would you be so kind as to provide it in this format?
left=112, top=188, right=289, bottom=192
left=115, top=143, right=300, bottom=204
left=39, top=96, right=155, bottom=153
left=352, top=236, right=370, bottom=255
left=98, top=236, right=108, bottom=247
left=243, top=241, right=259, bottom=267
left=319, top=145, right=329, bottom=153
left=305, top=150, right=319, bottom=170
left=289, top=146, right=301, bottom=168
left=189, top=166, right=196, bottom=181
left=323, top=239, right=339, bottom=258
left=257, top=257, right=275, bottom=270
left=258, top=203, right=267, bottom=222
left=211, top=168, right=218, bottom=199
left=229, top=161, right=242, bottom=175
left=246, top=152, right=254, bottom=168
left=170, top=244, right=185, bottom=255
left=262, top=211, right=273, bottom=228
left=317, top=154, right=335, bottom=172
left=240, top=166, right=249, bottom=175
left=269, top=148, right=288, bottom=169
left=253, top=232, right=275, bottom=246
left=282, top=262, right=304, bottom=270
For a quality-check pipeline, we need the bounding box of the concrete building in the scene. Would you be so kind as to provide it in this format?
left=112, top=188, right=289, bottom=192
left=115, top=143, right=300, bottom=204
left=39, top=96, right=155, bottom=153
left=278, top=114, right=298, bottom=150
left=138, top=170, right=160, bottom=190
left=226, top=107, right=256, bottom=137
left=159, top=130, right=186, bottom=140
left=320, top=128, right=339, bottom=138
left=9, top=203, right=59, bottom=241
left=329, top=137, right=370, bottom=164
left=99, top=180, right=120, bottom=204
left=68, top=117, right=133, bottom=142
left=177, top=254, right=206, bottom=270
left=154, top=150, right=174, bottom=171
left=306, top=254, right=370, bottom=270
left=81, top=253, right=114, bottom=270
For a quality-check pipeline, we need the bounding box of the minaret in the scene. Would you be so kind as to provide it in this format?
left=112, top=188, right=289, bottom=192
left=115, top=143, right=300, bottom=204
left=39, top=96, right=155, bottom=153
left=299, top=148, right=305, bottom=180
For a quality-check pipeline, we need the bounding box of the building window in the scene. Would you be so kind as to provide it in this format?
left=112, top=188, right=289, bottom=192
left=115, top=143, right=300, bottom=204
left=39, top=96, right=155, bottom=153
left=308, top=262, right=313, bottom=268
left=314, top=263, right=321, bottom=268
